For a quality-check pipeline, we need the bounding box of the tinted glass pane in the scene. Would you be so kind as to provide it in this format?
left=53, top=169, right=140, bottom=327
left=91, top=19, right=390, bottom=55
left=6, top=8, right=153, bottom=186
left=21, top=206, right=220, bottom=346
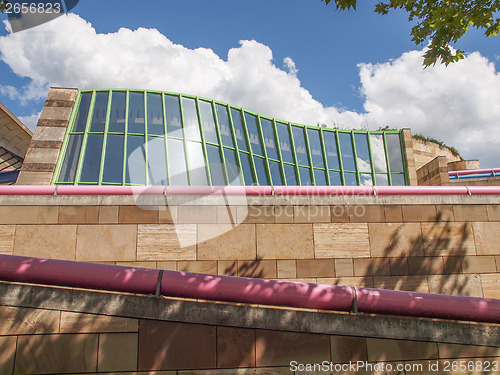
left=230, top=109, right=248, bottom=151
left=89, top=92, right=108, bottom=133
left=329, top=170, right=342, bottom=185
left=126, top=135, right=146, bottom=184
left=391, top=173, right=406, bottom=186
left=284, top=164, right=297, bottom=185
left=253, top=157, right=268, bottom=185
left=307, top=129, right=325, bottom=169
left=73, top=93, right=92, bottom=132
left=339, top=133, right=355, bottom=171
left=359, top=173, right=373, bottom=186
left=239, top=153, right=254, bottom=185
left=128, top=92, right=145, bottom=134
left=164, top=95, right=183, bottom=135
left=199, top=101, right=218, bottom=144
left=182, top=98, right=201, bottom=141
left=343, top=172, right=357, bottom=186
left=314, top=169, right=327, bottom=186
left=261, top=119, right=278, bottom=160
left=102, top=134, right=124, bottom=184
left=370, top=134, right=388, bottom=173
left=323, top=131, right=340, bottom=170
left=299, top=167, right=312, bottom=186
left=59, top=134, right=83, bottom=182
left=292, top=127, right=309, bottom=166
left=276, top=123, right=293, bottom=164
left=375, top=174, right=389, bottom=186
left=245, top=113, right=263, bottom=156
left=223, top=148, right=242, bottom=186
left=387, top=134, right=404, bottom=172
left=186, top=141, right=208, bottom=185
left=216, top=105, right=234, bottom=148
left=207, top=145, right=225, bottom=185
left=355, top=133, right=372, bottom=173
left=269, top=160, right=282, bottom=185
left=147, top=136, right=168, bottom=185
left=79, top=134, right=104, bottom=183
left=147, top=93, right=165, bottom=136
left=168, top=138, right=188, bottom=185
left=108, top=91, right=126, bottom=133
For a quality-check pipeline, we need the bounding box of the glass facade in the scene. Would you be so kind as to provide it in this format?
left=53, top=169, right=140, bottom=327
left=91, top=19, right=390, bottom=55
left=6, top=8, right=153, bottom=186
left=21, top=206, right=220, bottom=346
left=54, top=90, right=408, bottom=186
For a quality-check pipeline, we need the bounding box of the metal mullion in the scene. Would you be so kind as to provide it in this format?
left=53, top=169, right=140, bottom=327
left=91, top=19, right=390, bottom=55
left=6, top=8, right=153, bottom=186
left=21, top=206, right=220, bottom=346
left=178, top=95, right=192, bottom=186
left=319, top=128, right=331, bottom=186
left=256, top=115, right=272, bottom=185
left=211, top=101, right=229, bottom=185
left=303, top=128, right=315, bottom=185
left=52, top=91, right=82, bottom=184
left=98, top=90, right=113, bottom=185
left=398, top=130, right=409, bottom=185
left=122, top=90, right=130, bottom=185
left=288, top=123, right=301, bottom=185
left=195, top=98, right=211, bottom=185
left=365, top=131, right=377, bottom=186
left=350, top=131, right=360, bottom=185
left=75, top=91, right=97, bottom=185
left=143, top=91, right=149, bottom=185
left=162, top=92, right=170, bottom=186
left=240, top=110, right=258, bottom=184
left=272, top=120, right=286, bottom=186
left=383, top=133, right=393, bottom=186
left=335, top=130, right=346, bottom=185
left=226, top=105, right=245, bottom=185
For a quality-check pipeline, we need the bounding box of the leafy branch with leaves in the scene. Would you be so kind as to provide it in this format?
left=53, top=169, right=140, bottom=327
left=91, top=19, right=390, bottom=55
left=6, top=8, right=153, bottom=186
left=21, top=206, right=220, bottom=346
left=322, top=0, right=500, bottom=66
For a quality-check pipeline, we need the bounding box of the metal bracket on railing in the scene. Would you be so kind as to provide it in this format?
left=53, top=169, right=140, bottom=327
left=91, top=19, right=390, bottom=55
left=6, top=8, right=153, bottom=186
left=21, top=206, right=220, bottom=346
left=155, top=270, right=164, bottom=297
left=350, top=287, right=358, bottom=314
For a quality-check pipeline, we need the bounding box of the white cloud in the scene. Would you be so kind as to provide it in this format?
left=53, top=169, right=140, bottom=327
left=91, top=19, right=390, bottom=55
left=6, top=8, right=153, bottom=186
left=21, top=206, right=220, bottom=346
left=17, top=112, right=41, bottom=132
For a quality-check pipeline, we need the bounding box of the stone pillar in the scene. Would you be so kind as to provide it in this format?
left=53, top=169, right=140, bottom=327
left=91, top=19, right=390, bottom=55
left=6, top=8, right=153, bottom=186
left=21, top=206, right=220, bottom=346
left=16, top=88, right=78, bottom=185
left=401, top=128, right=418, bottom=186
left=416, top=156, right=450, bottom=186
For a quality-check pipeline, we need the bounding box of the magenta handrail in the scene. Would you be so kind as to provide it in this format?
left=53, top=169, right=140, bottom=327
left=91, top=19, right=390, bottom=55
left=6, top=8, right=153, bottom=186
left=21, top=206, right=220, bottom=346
left=0, top=254, right=498, bottom=323
left=449, top=168, right=500, bottom=177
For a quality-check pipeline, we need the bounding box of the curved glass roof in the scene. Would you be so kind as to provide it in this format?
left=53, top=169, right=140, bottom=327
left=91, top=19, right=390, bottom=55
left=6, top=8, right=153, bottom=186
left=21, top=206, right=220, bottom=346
left=54, top=90, right=408, bottom=186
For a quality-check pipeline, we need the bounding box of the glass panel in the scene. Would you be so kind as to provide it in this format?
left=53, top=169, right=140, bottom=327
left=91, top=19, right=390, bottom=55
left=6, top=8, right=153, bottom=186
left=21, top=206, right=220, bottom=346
left=102, top=134, right=124, bottom=184
left=307, top=129, right=325, bottom=169
left=359, top=173, right=373, bottom=186
left=354, top=133, right=372, bottom=173
left=128, top=92, right=145, bottom=134
left=147, top=93, right=165, bottom=136
left=314, top=169, right=327, bottom=186
left=164, top=95, right=183, bottom=135
left=269, top=160, right=282, bottom=185
left=199, top=101, right=218, bottom=144
left=343, top=172, right=357, bottom=186
left=182, top=98, right=201, bottom=141
left=230, top=108, right=248, bottom=151
left=73, top=93, right=92, bottom=132
left=167, top=138, right=188, bottom=186
left=89, top=92, right=108, bottom=133
left=284, top=164, right=297, bottom=185
left=239, top=152, right=254, bottom=185
left=370, top=134, right=388, bottom=173
left=253, top=157, right=268, bottom=185
left=261, top=119, right=278, bottom=160
left=186, top=141, right=208, bottom=185
left=147, top=136, right=168, bottom=185
left=58, top=134, right=83, bottom=182
left=339, top=133, right=355, bottom=171
left=299, top=167, right=312, bottom=186
left=292, top=126, right=309, bottom=166
left=79, top=134, right=104, bottom=183
left=375, top=174, right=389, bottom=186
left=108, top=91, right=126, bottom=133
left=223, top=148, right=242, bottom=186
left=216, top=105, right=235, bottom=148
left=329, top=170, right=342, bottom=186
left=323, top=131, right=340, bottom=170
left=276, top=123, right=293, bottom=164
left=206, top=145, right=225, bottom=185
left=391, top=173, right=406, bottom=186
left=386, top=134, right=404, bottom=172
left=126, top=135, right=146, bottom=184
left=244, top=113, right=263, bottom=156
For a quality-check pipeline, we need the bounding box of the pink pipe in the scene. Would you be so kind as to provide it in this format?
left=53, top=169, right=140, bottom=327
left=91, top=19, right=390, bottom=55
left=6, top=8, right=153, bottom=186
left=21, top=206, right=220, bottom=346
left=449, top=168, right=500, bottom=177
left=273, top=186, right=374, bottom=196
left=374, top=186, right=469, bottom=195
left=0, top=185, right=56, bottom=195
left=56, top=185, right=165, bottom=195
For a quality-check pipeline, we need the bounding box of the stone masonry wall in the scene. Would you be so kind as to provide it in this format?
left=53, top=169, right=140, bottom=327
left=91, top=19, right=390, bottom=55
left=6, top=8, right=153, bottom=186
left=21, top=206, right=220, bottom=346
left=413, top=137, right=461, bottom=171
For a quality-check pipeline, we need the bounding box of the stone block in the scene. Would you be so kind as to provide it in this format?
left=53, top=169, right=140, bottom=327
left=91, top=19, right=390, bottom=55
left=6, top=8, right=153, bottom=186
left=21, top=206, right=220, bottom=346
left=428, top=274, right=483, bottom=297
left=384, top=205, right=403, bottom=222
left=442, top=256, right=462, bottom=274
left=461, top=256, right=497, bottom=274
left=438, top=343, right=500, bottom=359
left=98, top=333, right=138, bottom=372
left=0, top=336, right=16, bottom=375
left=46, top=87, right=78, bottom=102
left=218, top=260, right=238, bottom=276
left=15, top=334, right=98, bottom=374
left=402, top=205, right=437, bottom=222
left=389, top=257, right=410, bottom=276
left=369, top=223, right=423, bottom=257
left=436, top=205, right=455, bottom=221
left=349, top=205, right=386, bottom=223
left=330, top=335, right=367, bottom=363
left=314, top=223, right=369, bottom=259
left=39, top=106, right=73, bottom=122
left=0, top=206, right=39, bottom=224
left=481, top=274, right=500, bottom=299
left=117, top=261, right=157, bottom=268
left=119, top=206, right=159, bottom=224
left=15, top=171, right=54, bottom=185
left=217, top=205, right=238, bottom=224
left=32, top=125, right=68, bottom=141
left=24, top=147, right=60, bottom=164
left=60, top=312, right=138, bottom=333
left=277, top=260, right=296, bottom=279
left=160, top=206, right=177, bottom=224
left=198, top=224, right=256, bottom=260
left=76, top=225, right=137, bottom=262
left=294, top=205, right=331, bottom=223
left=296, top=259, right=335, bottom=278
left=59, top=205, right=99, bottom=224
left=14, top=225, right=77, bottom=260
left=37, top=205, right=59, bottom=224
left=177, top=261, right=217, bottom=275
left=137, top=224, right=197, bottom=261
left=238, top=260, right=277, bottom=278
left=334, top=258, right=354, bottom=277
left=157, top=261, right=177, bottom=271
left=372, top=275, right=429, bottom=293
left=274, top=206, right=294, bottom=223
left=0, top=306, right=59, bottom=335
left=317, top=277, right=374, bottom=288
left=422, top=222, right=476, bottom=256
left=408, top=257, right=444, bottom=275
left=0, top=225, right=15, bottom=255
left=454, top=205, right=488, bottom=222
left=99, top=206, right=119, bottom=224
left=487, top=205, right=500, bottom=221
left=138, top=320, right=216, bottom=371
left=353, top=258, right=391, bottom=277
left=473, top=222, right=500, bottom=255
left=240, top=205, right=275, bottom=224
left=330, top=205, right=350, bottom=223
left=178, top=206, right=217, bottom=224
left=257, top=224, right=314, bottom=259
left=216, top=327, right=255, bottom=368
left=366, top=338, right=438, bottom=361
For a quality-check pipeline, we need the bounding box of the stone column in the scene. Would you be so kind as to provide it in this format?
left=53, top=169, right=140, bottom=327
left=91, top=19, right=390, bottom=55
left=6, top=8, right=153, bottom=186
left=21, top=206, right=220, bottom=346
left=401, top=128, right=418, bottom=186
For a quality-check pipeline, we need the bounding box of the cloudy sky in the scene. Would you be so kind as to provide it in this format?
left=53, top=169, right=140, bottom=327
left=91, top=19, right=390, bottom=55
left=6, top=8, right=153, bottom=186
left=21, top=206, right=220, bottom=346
left=0, top=0, right=499, bottom=167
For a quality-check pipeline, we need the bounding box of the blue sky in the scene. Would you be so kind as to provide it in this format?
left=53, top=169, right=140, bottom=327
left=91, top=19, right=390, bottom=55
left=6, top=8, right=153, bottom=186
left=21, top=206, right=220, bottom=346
left=0, top=0, right=499, bottom=166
